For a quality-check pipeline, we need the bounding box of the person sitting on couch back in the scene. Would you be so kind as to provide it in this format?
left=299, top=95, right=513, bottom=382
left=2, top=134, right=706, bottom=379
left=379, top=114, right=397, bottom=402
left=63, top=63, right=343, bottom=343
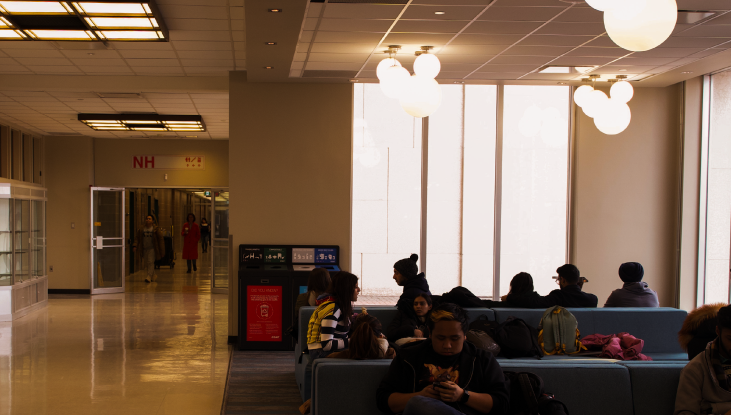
left=675, top=304, right=731, bottom=415
left=604, top=262, right=659, bottom=308
left=505, top=264, right=598, bottom=309
left=376, top=303, right=509, bottom=415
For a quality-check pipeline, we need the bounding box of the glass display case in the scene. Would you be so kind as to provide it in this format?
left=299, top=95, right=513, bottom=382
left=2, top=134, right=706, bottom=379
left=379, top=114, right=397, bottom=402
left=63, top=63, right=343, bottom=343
left=0, top=182, right=47, bottom=321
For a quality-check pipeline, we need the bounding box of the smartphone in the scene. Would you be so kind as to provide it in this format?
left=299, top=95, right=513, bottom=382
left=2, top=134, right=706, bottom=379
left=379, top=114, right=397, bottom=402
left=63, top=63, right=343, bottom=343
left=433, top=382, right=448, bottom=389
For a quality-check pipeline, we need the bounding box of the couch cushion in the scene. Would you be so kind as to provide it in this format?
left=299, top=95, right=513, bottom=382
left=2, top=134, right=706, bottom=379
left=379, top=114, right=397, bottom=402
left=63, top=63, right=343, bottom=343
left=499, top=361, right=634, bottom=415
left=311, top=360, right=392, bottom=415
left=591, top=307, right=687, bottom=353
left=616, top=361, right=688, bottom=415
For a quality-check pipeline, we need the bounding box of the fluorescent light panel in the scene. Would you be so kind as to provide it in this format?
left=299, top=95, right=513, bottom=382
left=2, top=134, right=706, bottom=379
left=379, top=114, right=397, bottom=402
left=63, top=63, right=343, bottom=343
left=72, top=2, right=147, bottom=16
left=85, top=17, right=156, bottom=28
left=98, top=30, right=158, bottom=39
left=0, top=1, right=69, bottom=14
left=27, top=29, right=94, bottom=40
left=0, top=29, right=22, bottom=38
left=79, top=114, right=206, bottom=132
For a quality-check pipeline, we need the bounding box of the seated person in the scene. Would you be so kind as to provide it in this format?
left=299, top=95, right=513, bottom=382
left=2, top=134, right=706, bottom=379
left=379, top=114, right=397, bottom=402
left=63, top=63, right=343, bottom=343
left=679, top=303, right=727, bottom=360
left=675, top=305, right=731, bottom=415
left=394, top=254, right=431, bottom=310
left=603, top=262, right=659, bottom=308
left=482, top=272, right=540, bottom=308
left=329, top=313, right=395, bottom=360
left=306, top=271, right=360, bottom=360
left=294, top=268, right=331, bottom=330
left=387, top=293, right=433, bottom=344
left=505, top=264, right=598, bottom=308
left=376, top=303, right=509, bottom=415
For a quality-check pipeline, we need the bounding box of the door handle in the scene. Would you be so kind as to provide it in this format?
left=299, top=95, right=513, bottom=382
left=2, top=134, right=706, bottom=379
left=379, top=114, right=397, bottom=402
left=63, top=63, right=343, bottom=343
left=96, top=236, right=103, bottom=250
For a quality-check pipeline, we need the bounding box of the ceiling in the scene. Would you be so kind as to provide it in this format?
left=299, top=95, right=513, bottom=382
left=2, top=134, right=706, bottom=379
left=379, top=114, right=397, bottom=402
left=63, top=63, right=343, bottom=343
left=4, top=0, right=731, bottom=139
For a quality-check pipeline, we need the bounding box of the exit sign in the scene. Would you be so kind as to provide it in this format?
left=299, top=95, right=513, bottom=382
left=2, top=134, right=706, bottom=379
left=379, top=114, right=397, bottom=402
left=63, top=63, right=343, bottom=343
left=204, top=191, right=211, bottom=197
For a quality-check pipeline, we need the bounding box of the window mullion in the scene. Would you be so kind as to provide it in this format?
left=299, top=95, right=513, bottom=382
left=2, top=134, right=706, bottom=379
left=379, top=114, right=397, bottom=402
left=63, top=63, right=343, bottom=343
left=492, top=85, right=504, bottom=301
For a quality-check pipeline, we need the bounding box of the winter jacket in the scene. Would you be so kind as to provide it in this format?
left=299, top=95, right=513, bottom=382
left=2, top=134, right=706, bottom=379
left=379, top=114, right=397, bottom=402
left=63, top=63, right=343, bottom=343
left=181, top=222, right=200, bottom=260
left=395, top=274, right=431, bottom=317
left=386, top=308, right=430, bottom=343
left=482, top=291, right=542, bottom=308
left=506, top=284, right=598, bottom=308
left=674, top=340, right=731, bottom=415
left=133, top=226, right=165, bottom=263
left=306, top=295, right=350, bottom=353
left=376, top=339, right=509, bottom=415
left=679, top=303, right=727, bottom=361
left=603, top=282, right=659, bottom=308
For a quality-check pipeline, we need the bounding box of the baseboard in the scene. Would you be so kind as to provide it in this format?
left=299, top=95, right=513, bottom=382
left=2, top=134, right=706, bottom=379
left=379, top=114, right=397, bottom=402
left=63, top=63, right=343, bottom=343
left=228, top=336, right=238, bottom=345
left=48, top=289, right=91, bottom=295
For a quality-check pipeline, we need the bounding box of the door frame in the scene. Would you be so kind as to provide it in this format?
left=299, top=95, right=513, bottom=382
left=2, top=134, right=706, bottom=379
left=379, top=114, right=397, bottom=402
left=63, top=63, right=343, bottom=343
left=90, top=187, right=126, bottom=295
left=210, top=188, right=228, bottom=294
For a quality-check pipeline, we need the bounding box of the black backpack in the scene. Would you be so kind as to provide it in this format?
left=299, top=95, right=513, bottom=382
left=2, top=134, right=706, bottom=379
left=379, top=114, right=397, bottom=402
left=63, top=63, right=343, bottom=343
left=438, top=286, right=485, bottom=308
left=469, top=314, right=499, bottom=337
left=504, top=371, right=569, bottom=415
left=495, top=317, right=543, bottom=359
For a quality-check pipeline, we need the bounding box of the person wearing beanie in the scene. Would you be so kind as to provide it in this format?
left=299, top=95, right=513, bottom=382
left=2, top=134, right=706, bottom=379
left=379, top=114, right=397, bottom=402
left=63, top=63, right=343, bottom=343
left=393, top=254, right=431, bottom=320
left=603, top=262, right=659, bottom=308
left=675, top=304, right=731, bottom=415
left=505, top=264, right=598, bottom=308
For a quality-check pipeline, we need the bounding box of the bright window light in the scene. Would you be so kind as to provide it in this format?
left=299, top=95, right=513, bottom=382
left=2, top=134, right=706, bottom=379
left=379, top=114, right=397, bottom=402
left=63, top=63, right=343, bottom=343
left=0, top=29, right=22, bottom=38
left=72, top=2, right=147, bottom=15
left=87, top=17, right=154, bottom=28
left=27, top=30, right=95, bottom=40
left=98, top=30, right=158, bottom=39
left=0, top=1, right=69, bottom=14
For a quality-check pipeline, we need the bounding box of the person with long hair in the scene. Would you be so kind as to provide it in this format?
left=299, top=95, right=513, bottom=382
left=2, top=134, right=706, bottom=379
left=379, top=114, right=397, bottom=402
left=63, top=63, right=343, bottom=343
left=181, top=213, right=200, bottom=273
left=387, top=293, right=433, bottom=344
left=329, top=313, right=395, bottom=360
left=482, top=272, right=541, bottom=308
left=306, top=271, right=360, bottom=360
left=292, top=268, right=331, bottom=340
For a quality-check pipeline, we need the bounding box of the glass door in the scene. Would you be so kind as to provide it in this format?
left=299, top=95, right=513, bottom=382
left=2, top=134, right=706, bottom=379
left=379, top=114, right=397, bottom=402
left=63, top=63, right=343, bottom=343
left=211, top=190, right=228, bottom=293
left=90, top=187, right=125, bottom=294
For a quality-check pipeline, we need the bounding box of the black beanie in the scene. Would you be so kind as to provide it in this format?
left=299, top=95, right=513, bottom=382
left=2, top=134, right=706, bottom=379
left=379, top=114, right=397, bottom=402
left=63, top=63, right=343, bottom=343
left=619, top=262, right=644, bottom=283
left=394, top=254, right=419, bottom=278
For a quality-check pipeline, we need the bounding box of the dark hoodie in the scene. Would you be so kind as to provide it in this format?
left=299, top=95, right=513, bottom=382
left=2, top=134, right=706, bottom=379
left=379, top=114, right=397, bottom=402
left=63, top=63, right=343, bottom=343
left=603, top=282, right=659, bottom=308
left=376, top=339, right=509, bottom=415
left=397, top=273, right=430, bottom=308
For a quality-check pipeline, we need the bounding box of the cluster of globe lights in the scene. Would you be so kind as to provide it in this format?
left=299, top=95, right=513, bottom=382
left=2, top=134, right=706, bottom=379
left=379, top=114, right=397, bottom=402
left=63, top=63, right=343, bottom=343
left=376, top=48, right=443, bottom=118
left=574, top=78, right=634, bottom=135
left=585, top=0, right=677, bottom=52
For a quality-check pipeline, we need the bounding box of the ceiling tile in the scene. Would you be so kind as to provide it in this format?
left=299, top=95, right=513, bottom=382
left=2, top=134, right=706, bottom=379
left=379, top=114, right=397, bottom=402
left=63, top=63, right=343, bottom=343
left=465, top=21, right=543, bottom=35
left=450, top=34, right=525, bottom=45
left=475, top=63, right=538, bottom=72
left=61, top=50, right=122, bottom=59
left=3, top=49, right=65, bottom=58
left=17, top=57, right=74, bottom=66
left=535, top=22, right=605, bottom=36
left=467, top=72, right=526, bottom=80
left=552, top=6, right=603, bottom=23
left=30, top=66, right=83, bottom=74
left=550, top=56, right=618, bottom=65
left=112, top=42, right=174, bottom=50
left=501, top=45, right=574, bottom=56
left=323, top=4, right=403, bottom=19
left=173, top=41, right=232, bottom=51
left=70, top=58, right=128, bottom=66
left=436, top=54, right=496, bottom=64
left=169, top=30, right=232, bottom=41
left=381, top=33, right=454, bottom=45
left=662, top=36, right=731, bottom=48
left=313, top=31, right=384, bottom=43
left=632, top=47, right=706, bottom=58
left=160, top=6, right=230, bottom=19
left=126, top=59, right=181, bottom=67
left=177, top=50, right=233, bottom=59
left=564, top=47, right=630, bottom=57
left=439, top=44, right=509, bottom=55
left=165, top=19, right=230, bottom=31
left=479, top=6, right=564, bottom=22
left=307, top=53, right=370, bottom=63
left=402, top=5, right=485, bottom=20
left=310, top=43, right=376, bottom=54
left=489, top=55, right=551, bottom=65
left=392, top=20, right=468, bottom=33
left=319, top=19, right=393, bottom=32
left=305, top=62, right=362, bottom=71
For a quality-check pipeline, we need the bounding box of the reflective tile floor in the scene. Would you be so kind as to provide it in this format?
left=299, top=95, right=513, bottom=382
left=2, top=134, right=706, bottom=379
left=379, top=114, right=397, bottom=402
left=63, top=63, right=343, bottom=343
left=0, top=253, right=231, bottom=415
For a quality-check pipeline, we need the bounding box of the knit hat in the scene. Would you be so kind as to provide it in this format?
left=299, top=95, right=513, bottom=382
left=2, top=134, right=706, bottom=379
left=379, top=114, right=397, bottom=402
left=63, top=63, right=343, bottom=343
left=619, top=262, right=644, bottom=283
left=394, top=254, right=419, bottom=278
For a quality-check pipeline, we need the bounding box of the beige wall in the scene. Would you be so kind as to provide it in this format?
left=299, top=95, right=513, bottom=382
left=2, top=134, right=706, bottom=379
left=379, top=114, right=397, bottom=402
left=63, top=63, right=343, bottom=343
left=46, top=136, right=93, bottom=290
left=572, top=85, right=683, bottom=307
left=228, top=72, right=353, bottom=335
left=94, top=139, right=229, bottom=188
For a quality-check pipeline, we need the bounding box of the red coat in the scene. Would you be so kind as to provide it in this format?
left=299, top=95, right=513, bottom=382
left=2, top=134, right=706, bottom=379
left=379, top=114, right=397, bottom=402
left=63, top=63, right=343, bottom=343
left=181, top=222, right=200, bottom=260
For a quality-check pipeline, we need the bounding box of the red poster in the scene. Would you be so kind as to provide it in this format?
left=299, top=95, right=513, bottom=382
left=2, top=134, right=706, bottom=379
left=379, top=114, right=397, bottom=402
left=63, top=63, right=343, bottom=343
left=247, top=285, right=283, bottom=342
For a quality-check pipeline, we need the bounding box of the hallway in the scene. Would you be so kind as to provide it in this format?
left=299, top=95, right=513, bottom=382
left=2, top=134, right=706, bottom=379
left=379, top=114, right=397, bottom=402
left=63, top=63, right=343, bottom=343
left=1, top=252, right=230, bottom=415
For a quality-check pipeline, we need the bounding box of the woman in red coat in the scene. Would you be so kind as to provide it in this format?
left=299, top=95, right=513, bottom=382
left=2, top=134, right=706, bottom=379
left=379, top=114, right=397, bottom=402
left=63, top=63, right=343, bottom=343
left=182, top=213, right=200, bottom=273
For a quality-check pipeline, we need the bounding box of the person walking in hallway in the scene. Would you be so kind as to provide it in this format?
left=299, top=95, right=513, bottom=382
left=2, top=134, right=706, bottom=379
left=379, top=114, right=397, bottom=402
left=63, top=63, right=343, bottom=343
left=182, top=213, right=200, bottom=273
left=200, top=217, right=210, bottom=253
left=132, top=215, right=165, bottom=283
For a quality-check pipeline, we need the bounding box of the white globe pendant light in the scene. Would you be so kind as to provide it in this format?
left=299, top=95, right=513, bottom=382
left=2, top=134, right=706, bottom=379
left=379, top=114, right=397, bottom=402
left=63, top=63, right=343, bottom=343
left=399, top=75, right=442, bottom=118
left=594, top=100, right=632, bottom=135
left=380, top=65, right=410, bottom=99
left=574, top=85, right=595, bottom=108
left=582, top=90, right=609, bottom=119
left=376, top=58, right=401, bottom=81
left=413, top=53, right=441, bottom=79
left=610, top=80, right=634, bottom=103
left=585, top=0, right=613, bottom=11
left=604, top=0, right=678, bottom=52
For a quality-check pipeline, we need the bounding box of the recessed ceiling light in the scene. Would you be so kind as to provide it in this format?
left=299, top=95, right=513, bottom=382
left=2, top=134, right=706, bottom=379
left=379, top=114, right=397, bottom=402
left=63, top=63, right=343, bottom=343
left=264, top=42, right=276, bottom=45
left=268, top=8, right=282, bottom=13
left=619, top=69, right=627, bottom=72
left=434, top=11, right=445, bottom=15
left=681, top=71, right=693, bottom=74
left=264, top=66, right=273, bottom=69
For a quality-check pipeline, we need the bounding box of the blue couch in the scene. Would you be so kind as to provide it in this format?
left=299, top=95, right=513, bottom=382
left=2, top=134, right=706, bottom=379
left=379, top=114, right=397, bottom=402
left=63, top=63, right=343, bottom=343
left=310, top=359, right=675, bottom=415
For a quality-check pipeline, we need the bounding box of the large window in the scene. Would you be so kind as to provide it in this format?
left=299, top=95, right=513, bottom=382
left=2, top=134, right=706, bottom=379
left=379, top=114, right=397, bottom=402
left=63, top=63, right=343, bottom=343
left=352, top=83, right=570, bottom=298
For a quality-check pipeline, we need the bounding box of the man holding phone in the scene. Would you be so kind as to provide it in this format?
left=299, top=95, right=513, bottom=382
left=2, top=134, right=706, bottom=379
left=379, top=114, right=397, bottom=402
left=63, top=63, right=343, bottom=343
left=377, top=303, right=509, bottom=415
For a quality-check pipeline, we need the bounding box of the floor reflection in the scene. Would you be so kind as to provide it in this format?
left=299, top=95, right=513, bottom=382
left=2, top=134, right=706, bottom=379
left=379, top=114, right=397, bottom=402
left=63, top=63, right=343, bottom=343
left=0, top=252, right=230, bottom=415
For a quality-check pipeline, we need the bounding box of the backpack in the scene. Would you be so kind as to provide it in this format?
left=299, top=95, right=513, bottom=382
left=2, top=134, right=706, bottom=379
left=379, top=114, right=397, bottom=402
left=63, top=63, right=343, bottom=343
left=469, top=314, right=499, bottom=337
left=538, top=306, right=587, bottom=355
left=495, top=317, right=543, bottom=359
left=466, top=329, right=501, bottom=356
left=504, top=371, right=570, bottom=415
